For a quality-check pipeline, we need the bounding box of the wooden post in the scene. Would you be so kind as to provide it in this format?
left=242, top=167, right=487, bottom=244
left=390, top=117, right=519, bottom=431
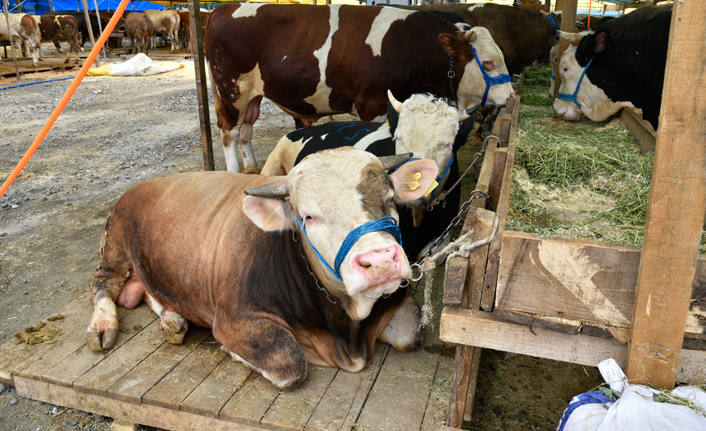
left=80, top=0, right=99, bottom=66
left=49, top=0, right=53, bottom=11
left=552, top=0, right=577, bottom=101
left=2, top=0, right=19, bottom=81
left=92, top=0, right=107, bottom=58
left=188, top=0, right=214, bottom=171
left=625, top=1, right=706, bottom=389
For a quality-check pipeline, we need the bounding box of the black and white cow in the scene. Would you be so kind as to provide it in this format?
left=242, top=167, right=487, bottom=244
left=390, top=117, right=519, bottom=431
left=553, top=6, right=672, bottom=127
left=262, top=91, right=478, bottom=260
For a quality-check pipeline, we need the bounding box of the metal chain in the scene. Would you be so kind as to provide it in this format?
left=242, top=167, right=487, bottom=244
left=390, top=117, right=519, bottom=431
left=411, top=189, right=490, bottom=281
left=293, top=230, right=337, bottom=305
left=448, top=55, right=457, bottom=105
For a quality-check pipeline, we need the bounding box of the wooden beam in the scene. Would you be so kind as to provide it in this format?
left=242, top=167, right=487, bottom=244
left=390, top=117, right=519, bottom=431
left=495, top=231, right=706, bottom=337
left=188, top=0, right=214, bottom=171
left=626, top=1, right=706, bottom=389
left=2, top=0, right=19, bottom=81
left=552, top=0, right=577, bottom=101
left=80, top=0, right=99, bottom=66
left=440, top=308, right=706, bottom=385
left=619, top=107, right=656, bottom=155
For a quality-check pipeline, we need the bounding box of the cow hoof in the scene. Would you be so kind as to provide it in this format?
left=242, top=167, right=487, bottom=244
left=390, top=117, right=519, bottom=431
left=163, top=311, right=185, bottom=333
left=64, top=59, right=70, bottom=64
left=164, top=325, right=187, bottom=344
left=86, top=327, right=118, bottom=351
left=57, top=49, right=65, bottom=53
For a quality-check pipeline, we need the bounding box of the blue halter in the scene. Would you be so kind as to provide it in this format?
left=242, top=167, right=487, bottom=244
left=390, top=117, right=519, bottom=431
left=472, top=47, right=513, bottom=107
left=557, top=57, right=594, bottom=111
left=295, top=215, right=402, bottom=283
left=548, top=15, right=558, bottom=36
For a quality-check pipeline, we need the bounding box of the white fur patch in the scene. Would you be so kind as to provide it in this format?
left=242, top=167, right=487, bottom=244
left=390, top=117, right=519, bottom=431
left=353, top=126, right=391, bottom=150
left=365, top=7, right=415, bottom=57
left=467, top=2, right=487, bottom=12
left=231, top=3, right=265, bottom=19
left=303, top=5, right=341, bottom=111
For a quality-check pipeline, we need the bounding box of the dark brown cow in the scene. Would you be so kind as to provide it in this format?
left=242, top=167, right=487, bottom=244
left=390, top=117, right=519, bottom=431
left=86, top=148, right=437, bottom=390
left=124, top=12, right=152, bottom=56
left=205, top=4, right=514, bottom=172
left=177, top=11, right=190, bottom=51
left=36, top=15, right=81, bottom=64
left=397, top=3, right=560, bottom=75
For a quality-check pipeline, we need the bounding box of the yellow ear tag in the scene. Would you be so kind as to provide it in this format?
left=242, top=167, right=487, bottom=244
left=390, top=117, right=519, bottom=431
left=407, top=172, right=422, bottom=191
left=386, top=120, right=391, bottom=129
left=424, top=180, right=439, bottom=197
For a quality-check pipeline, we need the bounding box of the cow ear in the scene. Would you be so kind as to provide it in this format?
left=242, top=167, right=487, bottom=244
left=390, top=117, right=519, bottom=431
left=559, top=31, right=583, bottom=46
left=242, top=196, right=291, bottom=231
left=591, top=29, right=610, bottom=53
left=390, top=160, right=439, bottom=203
left=438, top=33, right=468, bottom=57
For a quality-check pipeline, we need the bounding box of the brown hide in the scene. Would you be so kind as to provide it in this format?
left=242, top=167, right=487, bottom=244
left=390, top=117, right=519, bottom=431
left=91, top=171, right=407, bottom=389
left=205, top=4, right=470, bottom=133
left=38, top=15, right=81, bottom=58
left=124, top=12, right=152, bottom=55
left=398, top=3, right=560, bottom=74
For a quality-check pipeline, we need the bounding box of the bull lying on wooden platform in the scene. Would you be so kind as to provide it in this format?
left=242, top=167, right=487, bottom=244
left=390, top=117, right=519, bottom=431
left=87, top=148, right=437, bottom=390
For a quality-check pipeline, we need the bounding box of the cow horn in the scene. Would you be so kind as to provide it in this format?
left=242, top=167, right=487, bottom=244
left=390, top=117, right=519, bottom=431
left=379, top=153, right=413, bottom=171
left=387, top=90, right=403, bottom=114
left=244, top=179, right=290, bottom=198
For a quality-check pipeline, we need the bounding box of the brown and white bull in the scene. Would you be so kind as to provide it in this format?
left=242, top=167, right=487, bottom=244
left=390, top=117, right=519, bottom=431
left=143, top=10, right=180, bottom=53
left=86, top=148, right=436, bottom=390
left=205, top=4, right=514, bottom=172
left=0, top=13, right=39, bottom=67
left=33, top=15, right=82, bottom=64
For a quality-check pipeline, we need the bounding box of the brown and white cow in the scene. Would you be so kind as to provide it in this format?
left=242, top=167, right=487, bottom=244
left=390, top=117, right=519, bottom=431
left=86, top=148, right=436, bottom=390
left=33, top=15, right=82, bottom=64
left=206, top=4, right=514, bottom=172
left=124, top=12, right=152, bottom=56
left=143, top=10, right=180, bottom=53
left=0, top=13, right=39, bottom=67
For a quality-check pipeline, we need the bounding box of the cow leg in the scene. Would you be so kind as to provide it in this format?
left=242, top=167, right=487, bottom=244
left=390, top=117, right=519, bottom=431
left=378, top=294, right=425, bottom=352
left=236, top=97, right=262, bottom=170
left=53, top=40, right=65, bottom=53
left=143, top=292, right=188, bottom=345
left=215, top=319, right=307, bottom=391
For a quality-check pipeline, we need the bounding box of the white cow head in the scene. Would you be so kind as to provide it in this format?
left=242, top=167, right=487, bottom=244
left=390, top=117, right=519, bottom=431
left=438, top=26, right=515, bottom=109
left=243, top=148, right=438, bottom=321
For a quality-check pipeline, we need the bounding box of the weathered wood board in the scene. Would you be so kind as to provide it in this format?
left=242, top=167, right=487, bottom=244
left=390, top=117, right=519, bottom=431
left=495, top=231, right=706, bottom=337
left=0, top=57, right=80, bottom=78
left=1, top=299, right=452, bottom=430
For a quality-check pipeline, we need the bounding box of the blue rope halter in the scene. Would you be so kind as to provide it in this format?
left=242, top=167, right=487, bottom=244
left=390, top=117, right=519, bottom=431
left=556, top=57, right=594, bottom=111
left=295, top=215, right=402, bottom=283
left=548, top=15, right=558, bottom=36
left=472, top=47, right=512, bottom=107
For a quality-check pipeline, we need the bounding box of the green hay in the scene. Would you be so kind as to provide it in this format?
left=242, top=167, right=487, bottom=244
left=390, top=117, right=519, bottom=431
left=508, top=66, right=653, bottom=247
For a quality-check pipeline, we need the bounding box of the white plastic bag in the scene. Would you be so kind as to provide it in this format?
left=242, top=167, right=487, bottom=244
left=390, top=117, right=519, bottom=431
left=557, top=358, right=706, bottom=431
left=109, top=53, right=154, bottom=76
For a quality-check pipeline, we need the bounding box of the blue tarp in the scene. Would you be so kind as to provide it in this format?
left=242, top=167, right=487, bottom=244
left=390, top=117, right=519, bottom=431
left=9, top=0, right=164, bottom=14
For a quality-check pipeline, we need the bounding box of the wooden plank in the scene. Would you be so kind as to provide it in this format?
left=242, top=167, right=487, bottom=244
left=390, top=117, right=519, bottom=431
left=493, top=308, right=628, bottom=342
left=355, top=349, right=439, bottom=431
left=219, top=373, right=282, bottom=427
left=497, top=231, right=706, bottom=336
left=440, top=308, right=627, bottom=368
left=107, top=327, right=211, bottom=404
left=487, top=148, right=508, bottom=213
left=314, top=343, right=389, bottom=431
left=261, top=365, right=338, bottom=430
left=18, top=305, right=151, bottom=387
left=0, top=298, right=92, bottom=386
left=497, top=114, right=512, bottom=147
left=619, top=107, right=656, bottom=155
left=181, top=356, right=253, bottom=418
left=480, top=96, right=520, bottom=312
left=188, top=0, right=214, bottom=171
left=626, top=1, right=706, bottom=389
left=142, top=332, right=226, bottom=410
left=676, top=349, right=706, bottom=385
left=15, top=376, right=262, bottom=431
left=421, top=356, right=454, bottom=431
left=73, top=319, right=165, bottom=396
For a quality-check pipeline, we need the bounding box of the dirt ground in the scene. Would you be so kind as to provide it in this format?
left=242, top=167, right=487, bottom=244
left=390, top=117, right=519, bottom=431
left=0, top=53, right=604, bottom=430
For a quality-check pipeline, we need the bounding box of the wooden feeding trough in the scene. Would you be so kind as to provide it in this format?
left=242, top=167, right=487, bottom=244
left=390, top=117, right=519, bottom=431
left=440, top=2, right=706, bottom=428
left=0, top=297, right=453, bottom=430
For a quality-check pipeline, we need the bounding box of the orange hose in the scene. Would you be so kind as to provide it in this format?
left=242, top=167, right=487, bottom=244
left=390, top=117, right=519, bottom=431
left=0, top=0, right=130, bottom=199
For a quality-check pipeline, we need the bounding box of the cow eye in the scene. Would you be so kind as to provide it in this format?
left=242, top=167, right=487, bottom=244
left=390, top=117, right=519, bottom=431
left=482, top=60, right=494, bottom=72
left=562, top=66, right=568, bottom=74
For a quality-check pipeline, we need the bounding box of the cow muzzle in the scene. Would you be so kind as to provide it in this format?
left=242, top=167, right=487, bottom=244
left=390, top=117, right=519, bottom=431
left=349, top=244, right=407, bottom=297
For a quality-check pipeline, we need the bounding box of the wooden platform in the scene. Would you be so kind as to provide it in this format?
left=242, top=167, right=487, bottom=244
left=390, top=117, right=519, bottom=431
left=0, top=57, right=80, bottom=78
left=0, top=298, right=452, bottom=431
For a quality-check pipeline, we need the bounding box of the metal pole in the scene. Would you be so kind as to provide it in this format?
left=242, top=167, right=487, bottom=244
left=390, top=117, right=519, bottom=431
left=188, top=0, right=214, bottom=170
left=92, top=0, right=107, bottom=58
left=2, top=0, right=20, bottom=81
left=80, top=0, right=99, bottom=65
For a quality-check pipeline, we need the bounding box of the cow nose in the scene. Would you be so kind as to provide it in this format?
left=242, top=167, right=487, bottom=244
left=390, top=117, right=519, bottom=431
left=509, top=93, right=516, bottom=98
left=555, top=114, right=564, bottom=120
left=352, top=245, right=404, bottom=277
